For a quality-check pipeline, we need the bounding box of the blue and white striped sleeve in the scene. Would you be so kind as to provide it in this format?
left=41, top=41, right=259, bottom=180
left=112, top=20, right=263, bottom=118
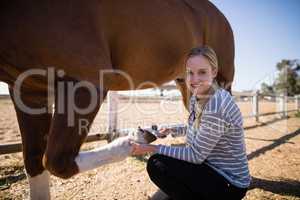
left=157, top=111, right=227, bottom=164
left=156, top=88, right=234, bottom=164
left=170, top=124, right=187, bottom=137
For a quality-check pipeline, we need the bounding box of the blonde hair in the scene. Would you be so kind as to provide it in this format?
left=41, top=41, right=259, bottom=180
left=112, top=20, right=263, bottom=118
left=186, top=46, right=218, bottom=70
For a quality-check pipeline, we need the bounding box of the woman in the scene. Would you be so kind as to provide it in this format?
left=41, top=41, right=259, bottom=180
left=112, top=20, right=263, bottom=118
left=131, top=46, right=251, bottom=200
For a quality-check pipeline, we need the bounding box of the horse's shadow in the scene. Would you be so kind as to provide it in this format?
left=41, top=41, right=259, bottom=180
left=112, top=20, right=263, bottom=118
left=249, top=177, right=300, bottom=197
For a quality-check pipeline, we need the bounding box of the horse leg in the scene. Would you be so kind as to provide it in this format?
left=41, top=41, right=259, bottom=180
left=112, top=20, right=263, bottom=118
left=40, top=78, right=102, bottom=178
left=9, top=86, right=52, bottom=200
left=43, top=78, right=137, bottom=178
left=175, top=78, right=191, bottom=111
left=214, top=46, right=235, bottom=94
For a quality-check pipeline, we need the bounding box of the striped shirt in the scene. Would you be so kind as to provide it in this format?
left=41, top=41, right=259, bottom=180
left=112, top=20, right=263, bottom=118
left=157, top=88, right=251, bottom=188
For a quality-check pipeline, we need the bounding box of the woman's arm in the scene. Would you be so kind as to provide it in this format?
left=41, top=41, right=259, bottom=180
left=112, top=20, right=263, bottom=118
left=131, top=143, right=158, bottom=155
left=157, top=112, right=228, bottom=164
left=159, top=124, right=187, bottom=138
left=131, top=111, right=229, bottom=163
left=130, top=124, right=188, bottom=156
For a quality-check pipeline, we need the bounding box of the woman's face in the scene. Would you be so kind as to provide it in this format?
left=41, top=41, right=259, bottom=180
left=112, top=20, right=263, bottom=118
left=185, top=55, right=217, bottom=97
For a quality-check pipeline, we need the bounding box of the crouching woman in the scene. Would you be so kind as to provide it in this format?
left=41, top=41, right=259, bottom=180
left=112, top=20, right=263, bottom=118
left=131, top=46, right=251, bottom=200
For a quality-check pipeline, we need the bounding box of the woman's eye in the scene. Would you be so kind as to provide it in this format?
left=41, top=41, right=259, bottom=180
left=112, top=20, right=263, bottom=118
left=198, top=71, right=206, bottom=75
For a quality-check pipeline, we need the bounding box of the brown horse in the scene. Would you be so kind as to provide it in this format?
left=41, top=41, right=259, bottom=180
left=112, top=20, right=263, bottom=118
left=0, top=0, right=235, bottom=199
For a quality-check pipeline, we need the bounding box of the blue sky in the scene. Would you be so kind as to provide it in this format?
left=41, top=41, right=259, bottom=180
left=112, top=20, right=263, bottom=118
left=0, top=0, right=299, bottom=94
left=211, top=0, right=300, bottom=91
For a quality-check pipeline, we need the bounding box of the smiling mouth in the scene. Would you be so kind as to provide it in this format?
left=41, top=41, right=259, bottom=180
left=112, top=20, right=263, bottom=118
left=191, top=84, right=202, bottom=88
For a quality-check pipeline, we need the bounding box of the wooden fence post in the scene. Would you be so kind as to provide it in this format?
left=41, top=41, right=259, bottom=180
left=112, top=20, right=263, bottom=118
left=283, top=95, right=288, bottom=117
left=107, top=91, right=119, bottom=142
left=252, top=90, right=259, bottom=122
left=296, top=95, right=300, bottom=111
left=277, top=93, right=287, bottom=118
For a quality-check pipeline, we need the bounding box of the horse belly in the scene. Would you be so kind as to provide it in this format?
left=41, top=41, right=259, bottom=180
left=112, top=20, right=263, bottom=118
left=104, top=1, right=204, bottom=90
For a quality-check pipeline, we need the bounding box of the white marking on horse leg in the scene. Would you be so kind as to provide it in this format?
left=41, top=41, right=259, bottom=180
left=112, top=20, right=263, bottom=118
left=27, top=170, right=50, bottom=200
left=75, top=136, right=133, bottom=173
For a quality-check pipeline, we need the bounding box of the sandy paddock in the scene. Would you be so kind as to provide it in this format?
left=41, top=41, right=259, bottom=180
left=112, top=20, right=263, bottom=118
left=0, top=97, right=299, bottom=200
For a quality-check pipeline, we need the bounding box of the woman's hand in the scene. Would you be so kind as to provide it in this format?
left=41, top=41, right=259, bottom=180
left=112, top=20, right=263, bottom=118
left=131, top=142, right=158, bottom=156
left=157, top=128, right=172, bottom=138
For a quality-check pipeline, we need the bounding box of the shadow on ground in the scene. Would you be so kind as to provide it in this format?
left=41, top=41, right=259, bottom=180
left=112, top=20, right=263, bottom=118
left=0, top=166, right=26, bottom=191
left=247, top=128, right=300, bottom=160
left=249, top=176, right=300, bottom=197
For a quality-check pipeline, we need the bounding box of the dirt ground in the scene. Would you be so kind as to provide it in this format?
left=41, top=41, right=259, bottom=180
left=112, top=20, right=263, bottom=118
left=0, top=97, right=299, bottom=200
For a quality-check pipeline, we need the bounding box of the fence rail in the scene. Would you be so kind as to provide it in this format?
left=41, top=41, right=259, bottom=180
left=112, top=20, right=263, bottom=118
left=0, top=91, right=299, bottom=155
left=235, top=91, right=300, bottom=121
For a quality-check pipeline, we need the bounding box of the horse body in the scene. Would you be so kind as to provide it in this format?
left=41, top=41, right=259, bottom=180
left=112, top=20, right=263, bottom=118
left=0, top=1, right=234, bottom=199
left=1, top=0, right=233, bottom=90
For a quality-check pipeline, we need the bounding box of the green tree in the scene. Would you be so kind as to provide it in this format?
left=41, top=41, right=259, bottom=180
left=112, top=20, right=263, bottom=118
left=261, top=82, right=274, bottom=95
left=261, top=59, right=300, bottom=96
